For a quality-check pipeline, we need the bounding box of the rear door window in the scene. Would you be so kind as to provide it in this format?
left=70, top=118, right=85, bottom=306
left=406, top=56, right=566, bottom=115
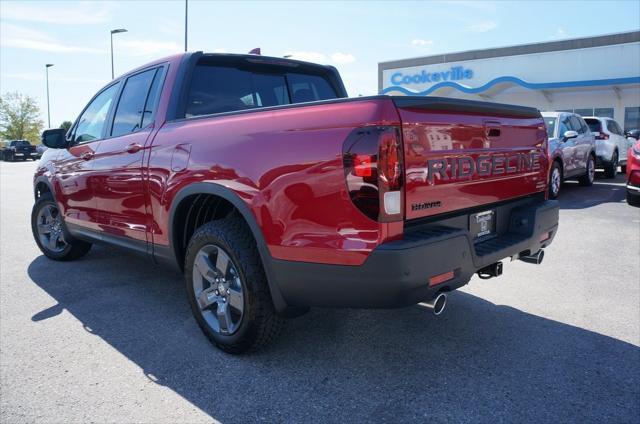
left=185, top=63, right=339, bottom=118
left=606, top=120, right=620, bottom=135
left=111, top=68, right=157, bottom=137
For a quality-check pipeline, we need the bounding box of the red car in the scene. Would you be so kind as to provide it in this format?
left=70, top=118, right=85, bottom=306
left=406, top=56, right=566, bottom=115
left=34, top=52, right=559, bottom=353
left=627, top=140, right=640, bottom=206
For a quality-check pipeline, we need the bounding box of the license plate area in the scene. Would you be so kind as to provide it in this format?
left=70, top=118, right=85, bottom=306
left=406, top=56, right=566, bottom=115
left=470, top=210, right=496, bottom=243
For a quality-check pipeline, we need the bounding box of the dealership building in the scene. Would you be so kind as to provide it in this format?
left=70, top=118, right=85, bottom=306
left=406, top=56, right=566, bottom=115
left=379, top=31, right=640, bottom=130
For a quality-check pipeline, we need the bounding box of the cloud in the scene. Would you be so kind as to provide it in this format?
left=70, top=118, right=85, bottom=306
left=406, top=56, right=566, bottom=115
left=550, top=27, right=568, bottom=39
left=284, top=51, right=328, bottom=63
left=0, top=23, right=103, bottom=53
left=411, top=39, right=434, bottom=46
left=331, top=52, right=356, bottom=64
left=117, top=39, right=182, bottom=56
left=466, top=20, right=497, bottom=32
left=284, top=51, right=356, bottom=65
left=0, top=2, right=111, bottom=24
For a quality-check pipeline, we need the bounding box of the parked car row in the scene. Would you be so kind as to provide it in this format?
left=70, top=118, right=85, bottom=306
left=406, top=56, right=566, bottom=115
left=0, top=140, right=43, bottom=161
left=542, top=112, right=638, bottom=201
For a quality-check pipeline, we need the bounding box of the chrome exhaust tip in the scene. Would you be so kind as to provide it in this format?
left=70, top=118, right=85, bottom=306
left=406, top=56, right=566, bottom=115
left=424, top=292, right=447, bottom=315
left=519, top=249, right=544, bottom=265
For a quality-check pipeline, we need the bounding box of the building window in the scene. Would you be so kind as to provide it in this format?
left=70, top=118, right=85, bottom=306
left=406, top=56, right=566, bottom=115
left=594, top=108, right=614, bottom=119
left=624, top=107, right=640, bottom=131
left=574, top=108, right=593, bottom=117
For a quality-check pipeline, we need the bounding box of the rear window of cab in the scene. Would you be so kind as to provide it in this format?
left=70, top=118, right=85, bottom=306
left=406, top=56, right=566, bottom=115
left=185, top=61, right=339, bottom=118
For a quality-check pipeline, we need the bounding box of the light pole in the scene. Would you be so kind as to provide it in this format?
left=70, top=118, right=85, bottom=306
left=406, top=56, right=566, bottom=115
left=184, top=0, right=188, bottom=52
left=110, top=28, right=127, bottom=79
left=45, top=64, right=54, bottom=129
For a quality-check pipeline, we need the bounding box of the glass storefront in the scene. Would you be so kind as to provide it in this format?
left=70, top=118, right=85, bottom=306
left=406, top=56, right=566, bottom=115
left=624, top=107, right=640, bottom=130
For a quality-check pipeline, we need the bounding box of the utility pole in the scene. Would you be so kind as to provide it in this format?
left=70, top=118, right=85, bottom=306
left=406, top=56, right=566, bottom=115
left=45, top=64, right=54, bottom=128
left=110, top=28, right=128, bottom=79
left=185, top=0, right=188, bottom=52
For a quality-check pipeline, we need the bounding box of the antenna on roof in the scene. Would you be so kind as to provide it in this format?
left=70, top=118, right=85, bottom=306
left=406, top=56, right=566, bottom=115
left=248, top=47, right=261, bottom=55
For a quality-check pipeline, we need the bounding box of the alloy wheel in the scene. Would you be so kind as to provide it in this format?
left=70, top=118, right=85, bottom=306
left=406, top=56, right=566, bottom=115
left=36, top=204, right=67, bottom=253
left=551, top=167, right=561, bottom=197
left=588, top=157, right=595, bottom=183
left=192, top=244, right=245, bottom=335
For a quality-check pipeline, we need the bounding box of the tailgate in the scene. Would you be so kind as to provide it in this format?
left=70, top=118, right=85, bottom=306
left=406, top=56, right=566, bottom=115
left=394, top=97, right=548, bottom=220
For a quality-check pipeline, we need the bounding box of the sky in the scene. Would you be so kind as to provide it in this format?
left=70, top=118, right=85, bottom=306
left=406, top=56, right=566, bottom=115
left=1, top=0, right=639, bottom=128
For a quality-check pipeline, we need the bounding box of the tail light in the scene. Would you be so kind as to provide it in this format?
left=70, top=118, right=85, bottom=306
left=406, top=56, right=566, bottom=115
left=595, top=132, right=609, bottom=141
left=343, top=126, right=404, bottom=222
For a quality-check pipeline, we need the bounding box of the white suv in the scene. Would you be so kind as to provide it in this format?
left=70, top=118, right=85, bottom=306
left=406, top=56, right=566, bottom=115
left=584, top=117, right=632, bottom=178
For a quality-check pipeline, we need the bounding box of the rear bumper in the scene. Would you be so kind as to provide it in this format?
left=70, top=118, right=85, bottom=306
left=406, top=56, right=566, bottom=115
left=271, top=199, right=559, bottom=308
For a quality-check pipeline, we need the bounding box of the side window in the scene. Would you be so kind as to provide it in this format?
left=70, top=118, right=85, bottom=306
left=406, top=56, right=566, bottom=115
left=613, top=121, right=623, bottom=135
left=569, top=116, right=583, bottom=133
left=142, top=67, right=165, bottom=128
left=606, top=120, right=620, bottom=135
left=74, top=83, right=119, bottom=143
left=558, top=117, right=570, bottom=136
left=111, top=68, right=158, bottom=137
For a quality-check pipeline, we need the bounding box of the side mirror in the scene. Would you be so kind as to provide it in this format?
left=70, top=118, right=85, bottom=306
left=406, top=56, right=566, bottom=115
left=41, top=128, right=69, bottom=149
left=562, top=130, right=578, bottom=141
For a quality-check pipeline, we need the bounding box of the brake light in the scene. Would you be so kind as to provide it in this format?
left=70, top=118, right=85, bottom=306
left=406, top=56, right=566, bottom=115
left=595, top=132, right=609, bottom=141
left=353, top=154, right=373, bottom=177
left=343, top=126, right=404, bottom=222
left=379, top=131, right=402, bottom=190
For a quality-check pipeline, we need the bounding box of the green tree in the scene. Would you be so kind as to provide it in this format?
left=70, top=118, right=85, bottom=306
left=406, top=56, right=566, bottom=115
left=0, top=92, right=43, bottom=143
left=60, top=121, right=73, bottom=132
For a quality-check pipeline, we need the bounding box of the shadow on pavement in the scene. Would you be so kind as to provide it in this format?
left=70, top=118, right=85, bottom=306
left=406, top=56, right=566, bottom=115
left=559, top=172, right=627, bottom=210
left=27, top=247, right=639, bottom=422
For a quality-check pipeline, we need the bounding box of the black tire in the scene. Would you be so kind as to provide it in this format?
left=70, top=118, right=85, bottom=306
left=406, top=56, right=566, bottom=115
left=184, top=216, right=285, bottom=354
left=31, top=194, right=92, bottom=261
left=621, top=164, right=627, bottom=174
left=548, top=161, right=562, bottom=199
left=578, top=155, right=595, bottom=186
left=604, top=151, right=618, bottom=179
left=628, top=191, right=640, bottom=207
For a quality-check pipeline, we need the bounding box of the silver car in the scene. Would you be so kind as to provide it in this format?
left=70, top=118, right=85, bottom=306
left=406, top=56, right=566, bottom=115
left=542, top=112, right=596, bottom=199
left=584, top=117, right=633, bottom=178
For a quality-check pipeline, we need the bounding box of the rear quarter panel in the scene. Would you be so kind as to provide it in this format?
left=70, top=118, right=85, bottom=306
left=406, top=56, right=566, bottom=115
left=148, top=98, right=401, bottom=265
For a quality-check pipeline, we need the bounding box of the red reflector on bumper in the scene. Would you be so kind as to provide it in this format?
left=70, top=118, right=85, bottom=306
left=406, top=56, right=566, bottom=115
left=539, top=232, right=550, bottom=242
left=429, top=271, right=454, bottom=287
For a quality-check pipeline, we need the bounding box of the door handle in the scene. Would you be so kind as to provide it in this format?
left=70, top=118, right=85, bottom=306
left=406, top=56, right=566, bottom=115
left=80, top=151, right=94, bottom=160
left=125, top=143, right=143, bottom=154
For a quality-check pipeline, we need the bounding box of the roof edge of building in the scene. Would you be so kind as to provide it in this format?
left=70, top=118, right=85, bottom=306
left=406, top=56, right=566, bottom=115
left=378, top=30, right=640, bottom=71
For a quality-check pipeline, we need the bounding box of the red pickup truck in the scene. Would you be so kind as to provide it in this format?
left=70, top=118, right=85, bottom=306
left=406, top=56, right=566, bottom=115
left=34, top=52, right=559, bottom=353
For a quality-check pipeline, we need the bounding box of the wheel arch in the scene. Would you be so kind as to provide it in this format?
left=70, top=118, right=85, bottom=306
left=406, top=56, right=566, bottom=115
left=166, top=182, right=289, bottom=313
left=33, top=176, right=55, bottom=202
left=552, top=156, right=564, bottom=177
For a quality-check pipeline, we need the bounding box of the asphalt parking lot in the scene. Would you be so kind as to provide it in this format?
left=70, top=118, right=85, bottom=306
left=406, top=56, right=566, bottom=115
left=1, top=160, right=639, bottom=423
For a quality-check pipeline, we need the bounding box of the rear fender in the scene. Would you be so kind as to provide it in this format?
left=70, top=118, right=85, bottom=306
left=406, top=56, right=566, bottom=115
left=166, top=182, right=289, bottom=313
